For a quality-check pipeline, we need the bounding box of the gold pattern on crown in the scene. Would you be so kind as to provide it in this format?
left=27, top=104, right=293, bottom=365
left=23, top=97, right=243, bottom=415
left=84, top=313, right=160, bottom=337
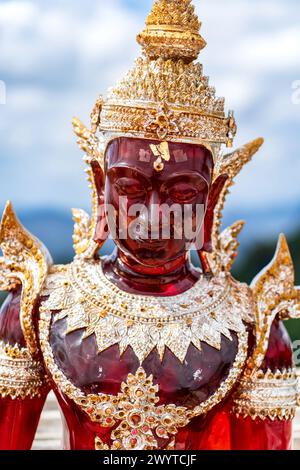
left=92, top=0, right=236, bottom=152
left=137, top=0, right=206, bottom=62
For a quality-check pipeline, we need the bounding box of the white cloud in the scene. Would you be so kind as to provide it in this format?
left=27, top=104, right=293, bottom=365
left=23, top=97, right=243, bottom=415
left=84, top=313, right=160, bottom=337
left=236, top=27, right=300, bottom=72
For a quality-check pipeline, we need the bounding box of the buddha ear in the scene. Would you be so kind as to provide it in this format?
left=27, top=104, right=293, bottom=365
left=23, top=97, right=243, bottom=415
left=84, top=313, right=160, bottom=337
left=90, top=159, right=105, bottom=197
left=90, top=160, right=109, bottom=246
left=202, top=174, right=228, bottom=253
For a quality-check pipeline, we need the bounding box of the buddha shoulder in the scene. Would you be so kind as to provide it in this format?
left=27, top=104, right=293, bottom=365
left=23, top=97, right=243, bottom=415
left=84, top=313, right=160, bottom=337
left=0, top=202, right=52, bottom=355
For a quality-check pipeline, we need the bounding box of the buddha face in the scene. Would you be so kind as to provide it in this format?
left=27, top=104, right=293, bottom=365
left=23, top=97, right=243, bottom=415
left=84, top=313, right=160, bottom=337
left=104, top=137, right=214, bottom=267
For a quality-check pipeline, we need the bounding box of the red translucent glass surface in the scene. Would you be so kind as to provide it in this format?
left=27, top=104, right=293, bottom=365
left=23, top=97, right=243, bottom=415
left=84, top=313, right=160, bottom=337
left=230, top=415, right=292, bottom=450
left=0, top=396, right=47, bottom=450
left=102, top=251, right=202, bottom=296
left=104, top=138, right=213, bottom=274
left=230, top=319, right=293, bottom=451
left=0, top=287, right=25, bottom=347
left=262, top=319, right=293, bottom=371
left=50, top=318, right=238, bottom=400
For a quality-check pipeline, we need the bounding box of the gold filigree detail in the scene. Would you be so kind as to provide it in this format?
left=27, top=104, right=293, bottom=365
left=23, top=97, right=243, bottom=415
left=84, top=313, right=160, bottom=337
left=0, top=340, right=47, bottom=399
left=233, top=368, right=298, bottom=421
left=95, top=367, right=189, bottom=450
left=209, top=138, right=264, bottom=274
left=72, top=117, right=104, bottom=259
left=99, top=57, right=234, bottom=149
left=137, top=0, right=206, bottom=62
left=213, top=138, right=264, bottom=182
left=90, top=96, right=103, bottom=134
left=40, top=258, right=253, bottom=364
left=150, top=140, right=171, bottom=171
left=73, top=117, right=104, bottom=165
left=0, top=257, right=20, bottom=291
left=249, top=234, right=300, bottom=371
left=0, top=202, right=52, bottom=354
left=39, top=299, right=248, bottom=450
left=207, top=220, right=245, bottom=274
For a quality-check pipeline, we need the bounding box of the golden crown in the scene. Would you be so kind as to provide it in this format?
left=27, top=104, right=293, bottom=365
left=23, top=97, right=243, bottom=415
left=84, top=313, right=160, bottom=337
left=89, top=0, right=237, bottom=156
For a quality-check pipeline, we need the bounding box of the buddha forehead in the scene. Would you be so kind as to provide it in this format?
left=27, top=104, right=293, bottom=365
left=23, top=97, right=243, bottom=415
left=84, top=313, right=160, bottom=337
left=105, top=137, right=214, bottom=182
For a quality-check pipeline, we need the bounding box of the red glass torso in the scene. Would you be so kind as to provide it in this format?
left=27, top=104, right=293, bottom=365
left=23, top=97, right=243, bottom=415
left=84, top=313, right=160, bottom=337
left=48, top=313, right=240, bottom=450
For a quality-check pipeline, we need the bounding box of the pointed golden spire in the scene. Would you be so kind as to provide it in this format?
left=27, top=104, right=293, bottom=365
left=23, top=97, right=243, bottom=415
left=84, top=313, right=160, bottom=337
left=137, top=0, right=206, bottom=63
left=95, top=0, right=235, bottom=150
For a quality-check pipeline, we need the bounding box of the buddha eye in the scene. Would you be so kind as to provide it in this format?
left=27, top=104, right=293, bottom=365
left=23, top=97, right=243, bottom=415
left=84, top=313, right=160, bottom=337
left=115, top=177, right=146, bottom=198
left=168, top=181, right=206, bottom=203
left=168, top=180, right=207, bottom=204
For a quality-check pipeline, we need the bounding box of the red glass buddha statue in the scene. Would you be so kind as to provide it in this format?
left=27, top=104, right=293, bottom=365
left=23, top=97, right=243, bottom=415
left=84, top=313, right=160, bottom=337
left=0, top=0, right=299, bottom=451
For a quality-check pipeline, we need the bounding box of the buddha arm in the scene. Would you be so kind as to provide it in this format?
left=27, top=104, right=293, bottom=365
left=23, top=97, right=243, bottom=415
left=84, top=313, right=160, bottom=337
left=0, top=202, right=53, bottom=449
left=230, top=235, right=300, bottom=450
left=230, top=320, right=297, bottom=450
left=0, top=290, right=49, bottom=450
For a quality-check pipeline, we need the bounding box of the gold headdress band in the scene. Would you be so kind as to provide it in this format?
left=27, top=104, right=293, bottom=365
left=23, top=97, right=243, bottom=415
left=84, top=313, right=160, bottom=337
left=80, top=0, right=237, bottom=165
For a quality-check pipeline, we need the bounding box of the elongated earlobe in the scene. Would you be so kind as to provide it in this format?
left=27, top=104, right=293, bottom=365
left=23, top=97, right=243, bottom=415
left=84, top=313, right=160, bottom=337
left=202, top=174, right=228, bottom=253
left=90, top=160, right=109, bottom=246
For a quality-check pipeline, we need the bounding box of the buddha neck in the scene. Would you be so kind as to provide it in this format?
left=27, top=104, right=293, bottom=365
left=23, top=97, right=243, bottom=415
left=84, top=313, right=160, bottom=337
left=102, top=249, right=201, bottom=297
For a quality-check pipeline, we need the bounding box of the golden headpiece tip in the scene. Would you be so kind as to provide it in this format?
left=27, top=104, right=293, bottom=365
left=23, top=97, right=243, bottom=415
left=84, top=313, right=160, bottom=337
left=243, top=137, right=264, bottom=157
left=2, top=200, right=15, bottom=220
left=4, top=200, right=13, bottom=211
left=0, top=201, right=17, bottom=240
left=137, top=0, right=206, bottom=62
left=278, top=232, right=288, bottom=248
left=257, top=137, right=265, bottom=147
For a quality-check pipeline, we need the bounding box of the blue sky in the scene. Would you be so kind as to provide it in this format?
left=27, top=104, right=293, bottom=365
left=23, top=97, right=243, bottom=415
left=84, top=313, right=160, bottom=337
left=0, top=0, right=300, bottom=243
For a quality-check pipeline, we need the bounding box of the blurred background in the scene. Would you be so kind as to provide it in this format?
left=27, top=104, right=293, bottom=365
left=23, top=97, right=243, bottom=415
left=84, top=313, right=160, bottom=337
left=0, top=0, right=300, bottom=340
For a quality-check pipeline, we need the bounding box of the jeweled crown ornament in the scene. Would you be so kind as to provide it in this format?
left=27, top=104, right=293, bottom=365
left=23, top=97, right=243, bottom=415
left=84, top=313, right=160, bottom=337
left=89, top=0, right=237, bottom=161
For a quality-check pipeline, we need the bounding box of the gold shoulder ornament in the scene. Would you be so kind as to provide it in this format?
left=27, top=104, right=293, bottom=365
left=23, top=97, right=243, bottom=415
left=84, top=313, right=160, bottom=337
left=249, top=234, right=300, bottom=371
left=0, top=202, right=52, bottom=398
left=232, top=235, right=300, bottom=420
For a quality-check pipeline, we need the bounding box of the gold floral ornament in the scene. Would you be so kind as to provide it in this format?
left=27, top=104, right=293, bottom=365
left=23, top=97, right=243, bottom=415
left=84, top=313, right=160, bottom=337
left=95, top=367, right=189, bottom=450
left=248, top=234, right=300, bottom=371
left=0, top=202, right=52, bottom=355
left=146, top=102, right=179, bottom=142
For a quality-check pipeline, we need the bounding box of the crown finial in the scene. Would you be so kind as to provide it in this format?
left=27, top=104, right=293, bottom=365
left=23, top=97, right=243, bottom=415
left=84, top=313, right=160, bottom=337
left=137, top=0, right=206, bottom=63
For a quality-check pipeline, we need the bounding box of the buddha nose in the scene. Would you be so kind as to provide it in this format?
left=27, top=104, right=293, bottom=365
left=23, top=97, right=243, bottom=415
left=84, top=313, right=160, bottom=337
left=138, top=190, right=161, bottom=237
left=148, top=191, right=165, bottom=237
